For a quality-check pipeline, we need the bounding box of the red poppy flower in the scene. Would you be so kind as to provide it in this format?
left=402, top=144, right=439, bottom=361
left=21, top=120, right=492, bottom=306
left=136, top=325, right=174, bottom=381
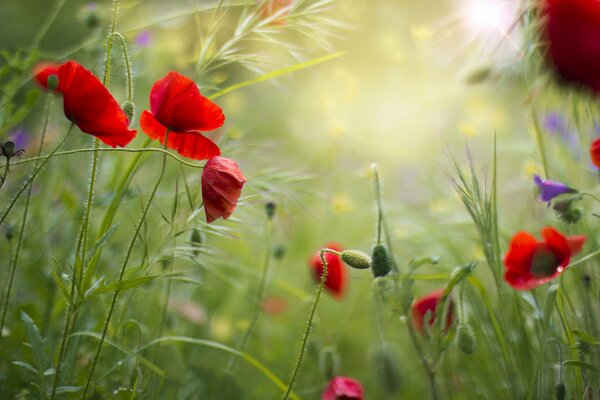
left=140, top=71, right=224, bottom=160
left=503, top=227, right=585, bottom=290
left=201, top=156, right=246, bottom=224
left=411, top=289, right=454, bottom=334
left=591, top=137, right=600, bottom=168
left=260, top=0, right=293, bottom=26
left=308, top=243, right=347, bottom=299
left=322, top=376, right=363, bottom=400
left=33, top=61, right=136, bottom=147
left=543, top=0, right=600, bottom=93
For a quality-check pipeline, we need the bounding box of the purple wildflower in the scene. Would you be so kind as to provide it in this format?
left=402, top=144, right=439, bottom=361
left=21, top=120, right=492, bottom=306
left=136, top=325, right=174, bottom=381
left=135, top=31, right=152, bottom=47
left=10, top=128, right=28, bottom=149
left=533, top=174, right=576, bottom=206
left=541, top=112, right=581, bottom=158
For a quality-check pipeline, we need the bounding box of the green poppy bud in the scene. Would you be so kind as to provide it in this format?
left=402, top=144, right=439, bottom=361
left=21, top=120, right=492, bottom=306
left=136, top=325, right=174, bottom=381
left=319, top=346, right=340, bottom=380
left=273, top=244, right=286, bottom=260
left=122, top=101, right=135, bottom=124
left=265, top=201, right=276, bottom=219
left=47, top=75, right=59, bottom=91
left=371, top=244, right=393, bottom=278
left=555, top=382, right=566, bottom=400
left=2, top=141, right=16, bottom=158
left=373, top=345, right=402, bottom=395
left=341, top=250, right=371, bottom=269
left=456, top=323, right=476, bottom=354
left=190, top=228, right=202, bottom=256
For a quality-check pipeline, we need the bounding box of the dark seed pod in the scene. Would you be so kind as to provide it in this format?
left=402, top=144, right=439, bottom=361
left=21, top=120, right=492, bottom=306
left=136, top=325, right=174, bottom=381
left=373, top=345, right=402, bottom=395
left=265, top=202, right=276, bottom=219
left=371, top=244, right=393, bottom=278
left=341, top=250, right=371, bottom=269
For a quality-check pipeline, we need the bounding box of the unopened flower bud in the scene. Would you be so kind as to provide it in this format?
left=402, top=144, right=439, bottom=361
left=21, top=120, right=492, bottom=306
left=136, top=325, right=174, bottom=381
left=319, top=346, right=340, bottom=380
left=373, top=345, right=402, bottom=395
left=2, top=141, right=16, bottom=158
left=456, top=323, right=476, bottom=354
left=47, top=74, right=59, bottom=91
left=553, top=196, right=583, bottom=225
left=265, top=202, right=276, bottom=219
left=273, top=244, right=286, bottom=260
left=341, top=250, right=371, bottom=269
left=80, top=3, right=101, bottom=30
left=122, top=101, right=135, bottom=124
left=371, top=244, right=393, bottom=278
left=190, top=228, right=202, bottom=256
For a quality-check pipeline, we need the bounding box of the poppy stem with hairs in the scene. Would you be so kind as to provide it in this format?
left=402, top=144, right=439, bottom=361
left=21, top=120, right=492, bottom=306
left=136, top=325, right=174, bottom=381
left=281, top=248, right=338, bottom=400
left=0, top=93, right=52, bottom=349
left=81, top=130, right=171, bottom=399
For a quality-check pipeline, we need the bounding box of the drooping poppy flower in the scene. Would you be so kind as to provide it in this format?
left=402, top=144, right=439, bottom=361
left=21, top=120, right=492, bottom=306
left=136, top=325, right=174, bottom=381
left=308, top=243, right=347, bottom=299
left=411, top=289, right=454, bottom=334
left=503, top=227, right=586, bottom=290
left=322, top=376, right=363, bottom=400
left=543, top=0, right=600, bottom=93
left=201, top=156, right=245, bottom=224
left=140, top=71, right=224, bottom=160
left=33, top=61, right=136, bottom=147
left=533, top=174, right=576, bottom=206
left=591, top=137, right=600, bottom=169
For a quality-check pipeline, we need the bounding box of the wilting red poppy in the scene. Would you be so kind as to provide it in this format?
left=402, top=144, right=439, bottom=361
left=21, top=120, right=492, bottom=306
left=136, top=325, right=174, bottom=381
left=34, top=61, right=136, bottom=147
left=411, top=289, right=454, bottom=334
left=201, top=156, right=245, bottom=224
left=322, top=376, right=363, bottom=400
left=140, top=71, right=224, bottom=160
left=504, top=227, right=585, bottom=290
left=259, top=0, right=293, bottom=26
left=591, top=137, right=600, bottom=168
left=543, top=0, right=600, bottom=93
left=309, top=243, right=347, bottom=299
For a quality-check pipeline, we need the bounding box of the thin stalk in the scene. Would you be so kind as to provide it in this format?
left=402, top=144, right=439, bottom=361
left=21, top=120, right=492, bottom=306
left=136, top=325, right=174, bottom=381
left=281, top=249, right=335, bottom=400
left=556, top=287, right=583, bottom=398
left=0, top=94, right=52, bottom=348
left=371, top=163, right=383, bottom=244
left=406, top=317, right=439, bottom=400
left=0, top=157, right=10, bottom=190
left=81, top=131, right=171, bottom=399
left=531, top=108, right=550, bottom=179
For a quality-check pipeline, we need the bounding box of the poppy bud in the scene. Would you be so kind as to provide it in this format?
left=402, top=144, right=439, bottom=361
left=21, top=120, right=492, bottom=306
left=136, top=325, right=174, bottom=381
left=456, top=323, right=476, bottom=354
left=555, top=382, right=566, bottom=400
left=122, top=101, right=135, bottom=124
left=47, top=74, right=59, bottom=91
left=371, top=244, right=393, bottom=278
left=2, top=141, right=16, bottom=158
left=80, top=3, right=101, bottom=30
left=201, top=157, right=246, bottom=224
left=273, top=244, right=286, bottom=260
left=319, top=346, right=340, bottom=380
left=373, top=345, right=402, bottom=395
left=341, top=250, right=371, bottom=270
left=190, top=228, right=202, bottom=256
left=265, top=201, right=276, bottom=219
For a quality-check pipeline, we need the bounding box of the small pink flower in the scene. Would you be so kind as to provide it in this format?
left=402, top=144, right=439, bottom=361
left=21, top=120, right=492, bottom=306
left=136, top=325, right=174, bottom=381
left=322, top=376, right=363, bottom=400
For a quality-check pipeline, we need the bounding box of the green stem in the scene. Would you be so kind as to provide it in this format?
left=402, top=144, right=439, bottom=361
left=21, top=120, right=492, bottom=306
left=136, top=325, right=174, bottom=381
left=0, top=157, right=10, bottom=190
left=371, top=163, right=384, bottom=244
left=10, top=147, right=203, bottom=169
left=531, top=108, right=550, bottom=179
left=406, top=315, right=438, bottom=400
left=0, top=124, right=73, bottom=226
left=106, top=32, right=133, bottom=101
left=0, top=94, right=52, bottom=348
left=81, top=131, right=170, bottom=399
left=556, top=287, right=583, bottom=398
left=281, top=249, right=333, bottom=400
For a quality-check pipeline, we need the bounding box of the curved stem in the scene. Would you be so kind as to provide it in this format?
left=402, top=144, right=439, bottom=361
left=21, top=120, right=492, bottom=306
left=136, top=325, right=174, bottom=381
left=281, top=248, right=333, bottom=400
left=0, top=124, right=73, bottom=226
left=10, top=147, right=204, bottom=169
left=81, top=131, right=170, bottom=399
left=107, top=32, right=133, bottom=102
left=0, top=94, right=52, bottom=348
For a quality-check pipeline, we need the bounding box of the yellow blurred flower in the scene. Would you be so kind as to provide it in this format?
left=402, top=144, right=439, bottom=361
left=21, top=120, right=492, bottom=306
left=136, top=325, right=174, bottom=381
left=332, top=193, right=354, bottom=214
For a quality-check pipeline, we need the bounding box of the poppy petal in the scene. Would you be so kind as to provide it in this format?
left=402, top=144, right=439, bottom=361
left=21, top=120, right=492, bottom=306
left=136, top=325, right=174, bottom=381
left=541, top=226, right=571, bottom=266
left=503, top=231, right=537, bottom=273
left=33, top=63, right=61, bottom=90
left=566, top=235, right=586, bottom=255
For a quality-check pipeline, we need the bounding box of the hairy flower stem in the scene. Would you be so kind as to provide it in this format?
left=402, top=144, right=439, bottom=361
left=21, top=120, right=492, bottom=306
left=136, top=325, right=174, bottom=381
left=281, top=249, right=335, bottom=400
left=0, top=94, right=52, bottom=348
left=81, top=131, right=170, bottom=399
left=406, top=318, right=439, bottom=400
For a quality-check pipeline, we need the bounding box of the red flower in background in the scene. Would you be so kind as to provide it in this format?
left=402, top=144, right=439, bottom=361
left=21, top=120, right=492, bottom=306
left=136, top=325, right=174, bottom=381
left=259, top=0, right=293, bottom=25
left=591, top=137, right=600, bottom=169
left=543, top=0, right=600, bottom=93
left=140, top=71, right=224, bottom=160
left=504, top=227, right=585, bottom=290
left=411, top=289, right=454, bottom=334
left=34, top=61, right=136, bottom=147
left=322, top=376, right=363, bottom=400
left=201, top=156, right=245, bottom=224
left=309, top=243, right=347, bottom=299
